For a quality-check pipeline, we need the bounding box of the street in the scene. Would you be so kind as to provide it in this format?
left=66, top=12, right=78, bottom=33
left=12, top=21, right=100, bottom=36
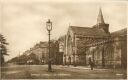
left=1, top=64, right=127, bottom=79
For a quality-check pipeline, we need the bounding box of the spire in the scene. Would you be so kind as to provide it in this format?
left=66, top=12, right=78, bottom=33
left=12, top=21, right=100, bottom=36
left=97, top=8, right=105, bottom=24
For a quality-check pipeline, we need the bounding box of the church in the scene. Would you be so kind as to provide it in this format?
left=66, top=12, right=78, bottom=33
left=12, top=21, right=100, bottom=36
left=62, top=8, right=127, bottom=68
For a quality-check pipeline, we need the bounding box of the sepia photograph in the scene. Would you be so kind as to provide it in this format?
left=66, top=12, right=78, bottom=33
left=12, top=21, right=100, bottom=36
left=0, top=0, right=127, bottom=79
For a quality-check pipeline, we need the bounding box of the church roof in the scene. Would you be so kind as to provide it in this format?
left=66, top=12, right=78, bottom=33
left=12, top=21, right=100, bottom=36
left=70, top=26, right=110, bottom=37
left=68, top=8, right=110, bottom=37
left=58, top=35, right=66, bottom=42
left=111, top=28, right=127, bottom=37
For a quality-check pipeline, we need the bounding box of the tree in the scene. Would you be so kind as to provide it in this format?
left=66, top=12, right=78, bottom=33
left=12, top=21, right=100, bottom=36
left=0, top=34, right=9, bottom=65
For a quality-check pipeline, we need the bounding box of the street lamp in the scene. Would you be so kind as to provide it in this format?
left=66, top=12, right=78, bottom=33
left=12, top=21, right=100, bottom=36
left=46, top=19, right=52, bottom=71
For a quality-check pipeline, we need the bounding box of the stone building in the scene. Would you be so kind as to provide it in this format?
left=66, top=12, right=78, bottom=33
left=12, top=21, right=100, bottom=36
left=58, top=35, right=66, bottom=65
left=27, top=42, right=48, bottom=64
left=24, top=40, right=62, bottom=65
left=111, top=28, right=127, bottom=69
left=64, top=8, right=127, bottom=68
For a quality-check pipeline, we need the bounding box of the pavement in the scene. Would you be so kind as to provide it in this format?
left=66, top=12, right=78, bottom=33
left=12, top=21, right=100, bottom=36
left=59, top=65, right=109, bottom=70
left=60, top=65, right=127, bottom=76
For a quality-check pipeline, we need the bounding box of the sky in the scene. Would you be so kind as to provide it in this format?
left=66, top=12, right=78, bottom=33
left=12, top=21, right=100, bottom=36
left=0, top=0, right=127, bottom=61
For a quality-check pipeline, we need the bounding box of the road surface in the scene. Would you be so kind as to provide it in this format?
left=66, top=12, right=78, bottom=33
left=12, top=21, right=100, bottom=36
left=1, top=64, right=127, bottom=79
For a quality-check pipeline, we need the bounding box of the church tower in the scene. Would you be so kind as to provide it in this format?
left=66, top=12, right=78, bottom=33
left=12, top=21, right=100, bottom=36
left=97, top=8, right=105, bottom=25
left=94, top=8, right=109, bottom=33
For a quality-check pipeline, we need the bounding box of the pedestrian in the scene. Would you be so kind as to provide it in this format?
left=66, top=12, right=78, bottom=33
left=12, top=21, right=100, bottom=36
left=68, top=56, right=71, bottom=66
left=89, top=57, right=94, bottom=70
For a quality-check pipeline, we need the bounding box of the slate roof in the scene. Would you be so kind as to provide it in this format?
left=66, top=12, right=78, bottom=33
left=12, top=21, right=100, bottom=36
left=58, top=35, right=66, bottom=42
left=69, top=26, right=110, bottom=37
left=111, top=28, right=127, bottom=37
left=34, top=41, right=48, bottom=48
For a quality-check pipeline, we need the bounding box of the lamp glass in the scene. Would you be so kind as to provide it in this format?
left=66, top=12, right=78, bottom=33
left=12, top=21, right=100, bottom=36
left=46, top=20, right=52, bottom=31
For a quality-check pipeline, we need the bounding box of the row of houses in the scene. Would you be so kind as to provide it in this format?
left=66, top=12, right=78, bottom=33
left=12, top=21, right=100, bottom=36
left=21, top=40, right=63, bottom=65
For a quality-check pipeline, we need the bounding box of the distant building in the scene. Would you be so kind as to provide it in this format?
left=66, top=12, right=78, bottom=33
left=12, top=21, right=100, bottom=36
left=23, top=40, right=62, bottom=65
left=21, top=42, right=48, bottom=64
left=32, top=42, right=48, bottom=64
left=58, top=35, right=66, bottom=53
left=58, top=35, right=66, bottom=65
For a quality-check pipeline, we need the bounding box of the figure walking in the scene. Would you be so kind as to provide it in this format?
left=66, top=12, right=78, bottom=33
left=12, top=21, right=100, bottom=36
left=68, top=56, right=71, bottom=66
left=89, top=57, right=94, bottom=70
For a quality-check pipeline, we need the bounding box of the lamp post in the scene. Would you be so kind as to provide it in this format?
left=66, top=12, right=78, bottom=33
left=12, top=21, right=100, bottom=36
left=46, top=19, right=52, bottom=71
